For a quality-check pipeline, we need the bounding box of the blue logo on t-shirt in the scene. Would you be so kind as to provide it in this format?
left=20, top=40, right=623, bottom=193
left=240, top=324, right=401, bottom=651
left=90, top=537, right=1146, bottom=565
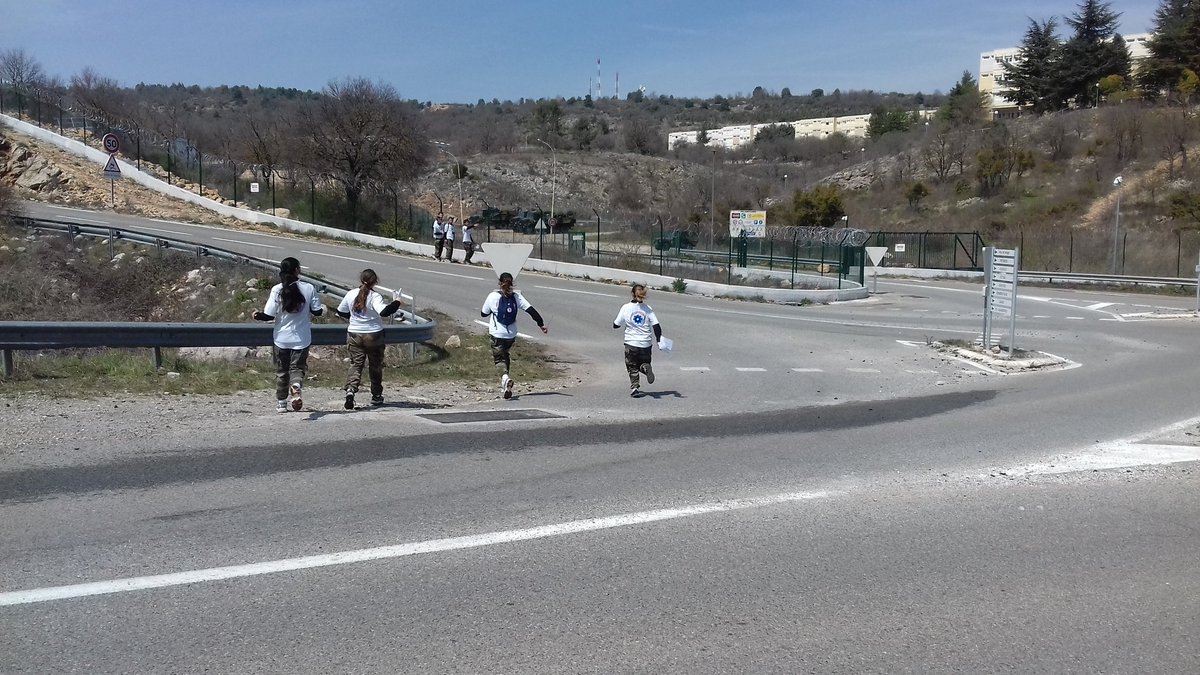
left=632, top=310, right=647, bottom=327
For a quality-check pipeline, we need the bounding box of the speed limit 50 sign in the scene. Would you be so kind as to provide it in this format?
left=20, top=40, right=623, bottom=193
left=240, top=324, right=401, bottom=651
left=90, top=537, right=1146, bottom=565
left=102, top=133, right=120, bottom=154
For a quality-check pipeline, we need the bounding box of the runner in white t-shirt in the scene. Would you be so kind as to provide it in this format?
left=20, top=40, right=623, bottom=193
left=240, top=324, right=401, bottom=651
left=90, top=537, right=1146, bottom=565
left=480, top=272, right=547, bottom=399
left=336, top=268, right=404, bottom=409
left=253, top=257, right=324, bottom=413
left=613, top=283, right=663, bottom=398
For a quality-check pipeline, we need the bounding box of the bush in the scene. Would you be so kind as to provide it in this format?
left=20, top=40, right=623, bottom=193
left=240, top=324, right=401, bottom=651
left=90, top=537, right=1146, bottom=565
left=671, top=278, right=688, bottom=293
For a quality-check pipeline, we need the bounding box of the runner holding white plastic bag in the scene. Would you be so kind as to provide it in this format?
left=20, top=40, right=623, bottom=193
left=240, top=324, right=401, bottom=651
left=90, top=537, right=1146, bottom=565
left=613, top=283, right=664, bottom=398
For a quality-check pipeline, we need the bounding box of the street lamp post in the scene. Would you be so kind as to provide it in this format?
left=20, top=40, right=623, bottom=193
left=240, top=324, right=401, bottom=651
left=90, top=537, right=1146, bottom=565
left=432, top=141, right=463, bottom=227
left=711, top=149, right=716, bottom=249
left=783, top=173, right=788, bottom=193
left=1111, top=176, right=1123, bottom=274
left=536, top=138, right=556, bottom=259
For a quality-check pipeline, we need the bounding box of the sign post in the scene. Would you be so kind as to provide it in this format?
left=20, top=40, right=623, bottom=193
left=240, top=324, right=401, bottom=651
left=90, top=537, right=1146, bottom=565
left=983, top=247, right=1020, bottom=355
left=865, top=246, right=887, bottom=293
left=102, top=153, right=122, bottom=206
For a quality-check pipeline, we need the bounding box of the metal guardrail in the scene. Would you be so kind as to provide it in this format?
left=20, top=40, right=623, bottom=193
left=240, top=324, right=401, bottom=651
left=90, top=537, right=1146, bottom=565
left=2, top=217, right=438, bottom=378
left=1016, top=270, right=1198, bottom=288
left=0, top=321, right=435, bottom=378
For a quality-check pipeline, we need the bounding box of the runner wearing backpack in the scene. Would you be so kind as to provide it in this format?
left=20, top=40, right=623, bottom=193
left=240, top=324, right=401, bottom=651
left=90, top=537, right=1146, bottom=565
left=481, top=272, right=547, bottom=399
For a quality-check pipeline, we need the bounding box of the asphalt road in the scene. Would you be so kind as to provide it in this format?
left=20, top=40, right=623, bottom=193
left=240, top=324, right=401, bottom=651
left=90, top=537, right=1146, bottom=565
left=3, top=202, right=1198, bottom=673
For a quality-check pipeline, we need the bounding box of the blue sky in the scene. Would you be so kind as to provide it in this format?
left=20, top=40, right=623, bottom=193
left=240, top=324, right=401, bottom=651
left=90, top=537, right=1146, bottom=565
left=1, top=0, right=1158, bottom=102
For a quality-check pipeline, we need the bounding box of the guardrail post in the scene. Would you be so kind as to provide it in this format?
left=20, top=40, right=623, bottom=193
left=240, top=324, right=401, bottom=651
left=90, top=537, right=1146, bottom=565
left=3, top=349, right=13, bottom=379
left=153, top=347, right=163, bottom=371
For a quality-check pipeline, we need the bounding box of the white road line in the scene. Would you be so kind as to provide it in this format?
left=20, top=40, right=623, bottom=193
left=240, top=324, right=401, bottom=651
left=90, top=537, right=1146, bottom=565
left=1064, top=316, right=1086, bottom=321
left=301, top=250, right=375, bottom=264
left=473, top=319, right=536, bottom=339
left=904, top=368, right=939, bottom=374
left=679, top=366, right=710, bottom=372
left=1001, top=416, right=1200, bottom=476
left=0, top=490, right=832, bottom=607
left=1086, top=302, right=1115, bottom=310
left=57, top=216, right=110, bottom=224
left=846, top=368, right=881, bottom=373
left=122, top=225, right=182, bottom=235
left=213, top=237, right=278, bottom=248
left=790, top=367, right=823, bottom=373
left=735, top=367, right=767, bottom=372
left=534, top=286, right=617, bottom=298
left=412, top=267, right=486, bottom=281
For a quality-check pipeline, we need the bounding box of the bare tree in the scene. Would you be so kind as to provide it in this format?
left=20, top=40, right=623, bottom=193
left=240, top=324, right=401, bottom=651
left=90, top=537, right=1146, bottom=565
left=921, top=122, right=966, bottom=182
left=295, top=77, right=429, bottom=230
left=1148, top=107, right=1195, bottom=180
left=0, top=48, right=44, bottom=92
left=1101, top=104, right=1144, bottom=168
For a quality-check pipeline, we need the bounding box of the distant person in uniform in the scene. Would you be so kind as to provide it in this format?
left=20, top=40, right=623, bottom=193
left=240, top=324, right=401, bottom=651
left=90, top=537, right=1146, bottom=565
left=253, top=256, right=325, bottom=412
left=462, top=218, right=478, bottom=264
left=432, top=214, right=446, bottom=260
left=336, top=268, right=404, bottom=409
left=613, top=283, right=663, bottom=398
left=481, top=272, right=547, bottom=399
left=444, top=216, right=457, bottom=262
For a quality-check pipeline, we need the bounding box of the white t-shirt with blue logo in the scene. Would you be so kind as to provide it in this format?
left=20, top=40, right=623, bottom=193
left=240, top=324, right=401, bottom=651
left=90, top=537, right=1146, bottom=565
left=614, top=301, right=658, bottom=348
left=482, top=290, right=531, bottom=339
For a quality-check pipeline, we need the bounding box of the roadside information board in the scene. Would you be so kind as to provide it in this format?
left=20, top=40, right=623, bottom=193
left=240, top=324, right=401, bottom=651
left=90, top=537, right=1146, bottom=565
left=983, top=247, right=1019, bottom=354
left=728, top=210, right=766, bottom=238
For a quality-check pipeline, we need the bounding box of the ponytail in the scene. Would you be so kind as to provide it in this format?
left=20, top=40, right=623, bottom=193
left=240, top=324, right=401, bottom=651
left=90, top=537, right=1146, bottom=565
left=279, top=257, right=304, bottom=313
left=353, top=269, right=379, bottom=313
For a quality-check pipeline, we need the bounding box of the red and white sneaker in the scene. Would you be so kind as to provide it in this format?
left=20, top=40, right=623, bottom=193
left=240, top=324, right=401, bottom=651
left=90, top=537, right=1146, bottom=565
left=289, top=384, right=303, bottom=411
left=501, top=374, right=514, bottom=400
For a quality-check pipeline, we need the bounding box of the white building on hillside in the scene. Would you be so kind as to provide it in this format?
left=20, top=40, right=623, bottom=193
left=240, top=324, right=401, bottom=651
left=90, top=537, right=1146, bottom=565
left=667, top=110, right=936, bottom=151
left=980, top=33, right=1152, bottom=117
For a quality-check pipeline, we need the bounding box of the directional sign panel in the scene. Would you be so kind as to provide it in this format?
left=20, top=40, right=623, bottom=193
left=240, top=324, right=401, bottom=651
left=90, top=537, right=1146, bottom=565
left=484, top=243, right=534, bottom=281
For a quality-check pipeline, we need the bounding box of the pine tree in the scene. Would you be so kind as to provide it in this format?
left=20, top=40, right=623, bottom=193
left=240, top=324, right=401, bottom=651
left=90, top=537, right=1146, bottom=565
left=1001, top=18, right=1063, bottom=113
left=938, top=72, right=987, bottom=127
left=1138, top=0, right=1200, bottom=100
left=1056, top=0, right=1131, bottom=107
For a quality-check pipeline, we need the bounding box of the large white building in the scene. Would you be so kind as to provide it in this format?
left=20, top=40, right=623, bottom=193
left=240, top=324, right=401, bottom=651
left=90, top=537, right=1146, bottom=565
left=667, top=110, right=936, bottom=151
left=979, top=33, right=1152, bottom=115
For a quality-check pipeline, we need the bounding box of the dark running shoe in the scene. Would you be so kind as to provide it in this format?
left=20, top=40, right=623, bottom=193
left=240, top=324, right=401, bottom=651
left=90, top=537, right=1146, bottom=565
left=344, top=392, right=355, bottom=410
left=371, top=396, right=385, bottom=406
left=631, top=388, right=646, bottom=398
left=644, top=363, right=655, bottom=384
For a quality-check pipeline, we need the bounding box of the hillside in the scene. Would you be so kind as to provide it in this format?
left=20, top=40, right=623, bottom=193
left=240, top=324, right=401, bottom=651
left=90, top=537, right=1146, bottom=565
left=4, top=104, right=1200, bottom=279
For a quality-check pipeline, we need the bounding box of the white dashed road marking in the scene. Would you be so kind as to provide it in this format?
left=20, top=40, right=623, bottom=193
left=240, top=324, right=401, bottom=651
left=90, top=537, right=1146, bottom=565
left=735, top=367, right=767, bottom=372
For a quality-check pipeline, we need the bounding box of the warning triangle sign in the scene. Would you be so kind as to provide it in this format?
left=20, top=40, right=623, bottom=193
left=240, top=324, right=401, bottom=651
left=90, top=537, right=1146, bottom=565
left=484, top=243, right=533, bottom=281
left=102, top=154, right=122, bottom=178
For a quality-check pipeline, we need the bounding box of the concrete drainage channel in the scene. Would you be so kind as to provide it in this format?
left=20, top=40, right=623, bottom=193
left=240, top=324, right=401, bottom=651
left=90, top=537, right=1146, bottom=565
left=416, top=409, right=566, bottom=424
